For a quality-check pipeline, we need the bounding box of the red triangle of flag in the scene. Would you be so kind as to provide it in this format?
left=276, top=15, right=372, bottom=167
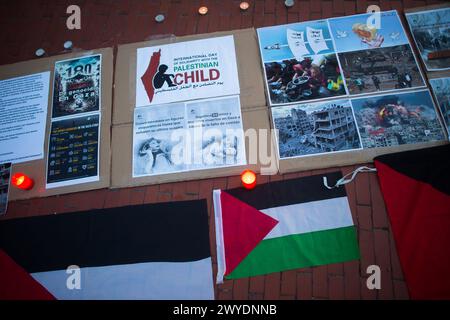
left=220, top=191, right=278, bottom=276
left=0, top=249, right=55, bottom=300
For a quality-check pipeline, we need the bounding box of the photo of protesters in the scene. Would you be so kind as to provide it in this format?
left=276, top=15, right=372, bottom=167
left=264, top=54, right=346, bottom=105
left=339, top=44, right=424, bottom=95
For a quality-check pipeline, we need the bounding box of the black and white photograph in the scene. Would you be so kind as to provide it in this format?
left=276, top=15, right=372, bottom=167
left=186, top=97, right=246, bottom=170
left=351, top=90, right=446, bottom=148
left=133, top=96, right=246, bottom=177
left=0, top=162, right=12, bottom=215
left=135, top=135, right=184, bottom=176
left=133, top=102, right=185, bottom=177
left=272, top=99, right=362, bottom=159
left=264, top=54, right=346, bottom=105
left=406, top=8, right=450, bottom=71
left=339, top=44, right=424, bottom=95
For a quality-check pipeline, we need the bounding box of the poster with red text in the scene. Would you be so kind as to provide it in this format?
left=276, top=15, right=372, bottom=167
left=135, top=36, right=240, bottom=107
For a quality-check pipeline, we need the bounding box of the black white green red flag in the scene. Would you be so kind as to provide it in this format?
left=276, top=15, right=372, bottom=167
left=213, top=172, right=360, bottom=283
left=374, top=145, right=450, bottom=299
left=0, top=201, right=214, bottom=300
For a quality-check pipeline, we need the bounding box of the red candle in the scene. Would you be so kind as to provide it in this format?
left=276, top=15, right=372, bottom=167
left=241, top=170, right=256, bottom=190
left=12, top=173, right=34, bottom=190
left=198, top=6, right=208, bottom=15
left=240, top=2, right=250, bottom=10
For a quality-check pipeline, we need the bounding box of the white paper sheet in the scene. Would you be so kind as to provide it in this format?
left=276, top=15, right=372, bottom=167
left=0, top=72, right=50, bottom=164
left=133, top=96, right=246, bottom=177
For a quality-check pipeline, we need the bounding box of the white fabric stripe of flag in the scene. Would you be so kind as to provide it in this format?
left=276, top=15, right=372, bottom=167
left=213, top=189, right=226, bottom=284
left=261, top=196, right=354, bottom=240
left=31, top=258, right=214, bottom=300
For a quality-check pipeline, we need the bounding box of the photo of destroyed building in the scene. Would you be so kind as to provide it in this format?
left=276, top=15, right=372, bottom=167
left=352, top=90, right=446, bottom=148
left=272, top=100, right=362, bottom=158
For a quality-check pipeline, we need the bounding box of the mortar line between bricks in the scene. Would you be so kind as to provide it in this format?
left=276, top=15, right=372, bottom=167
left=386, top=224, right=396, bottom=299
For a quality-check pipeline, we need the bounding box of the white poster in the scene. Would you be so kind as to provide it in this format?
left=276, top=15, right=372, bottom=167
left=135, top=36, right=240, bottom=107
left=133, top=96, right=246, bottom=177
left=0, top=72, right=50, bottom=164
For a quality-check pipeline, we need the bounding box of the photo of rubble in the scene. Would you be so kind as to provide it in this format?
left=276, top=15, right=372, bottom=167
left=351, top=90, right=445, bottom=148
left=430, top=77, right=450, bottom=138
left=339, top=44, right=424, bottom=95
left=406, top=7, right=450, bottom=71
left=272, top=99, right=362, bottom=158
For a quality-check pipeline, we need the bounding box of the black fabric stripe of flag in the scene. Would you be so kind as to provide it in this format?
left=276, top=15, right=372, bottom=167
left=225, top=171, right=346, bottom=209
left=0, top=200, right=211, bottom=273
left=374, top=144, right=450, bottom=195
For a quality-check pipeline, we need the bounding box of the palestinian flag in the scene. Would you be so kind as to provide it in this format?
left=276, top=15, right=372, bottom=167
left=374, top=145, right=450, bottom=299
left=0, top=200, right=214, bottom=300
left=213, top=172, right=360, bottom=282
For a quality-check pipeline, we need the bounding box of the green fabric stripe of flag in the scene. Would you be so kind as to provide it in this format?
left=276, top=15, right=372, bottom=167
left=225, top=225, right=360, bottom=279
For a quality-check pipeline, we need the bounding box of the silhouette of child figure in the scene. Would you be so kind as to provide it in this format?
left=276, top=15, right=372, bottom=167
left=153, top=64, right=176, bottom=89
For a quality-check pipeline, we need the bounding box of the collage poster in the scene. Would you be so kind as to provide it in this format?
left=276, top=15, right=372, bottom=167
left=47, top=54, right=102, bottom=188
left=257, top=11, right=426, bottom=106
left=136, top=36, right=240, bottom=107
left=429, top=77, right=450, bottom=138
left=405, top=8, right=450, bottom=71
left=52, top=55, right=101, bottom=118
left=260, top=10, right=443, bottom=160
left=133, top=96, right=246, bottom=177
left=0, top=162, right=11, bottom=215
